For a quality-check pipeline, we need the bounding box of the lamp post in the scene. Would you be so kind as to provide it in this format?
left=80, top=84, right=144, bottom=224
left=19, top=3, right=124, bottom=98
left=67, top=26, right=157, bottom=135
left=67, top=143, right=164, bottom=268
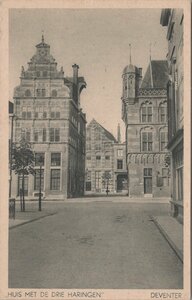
left=38, top=156, right=43, bottom=211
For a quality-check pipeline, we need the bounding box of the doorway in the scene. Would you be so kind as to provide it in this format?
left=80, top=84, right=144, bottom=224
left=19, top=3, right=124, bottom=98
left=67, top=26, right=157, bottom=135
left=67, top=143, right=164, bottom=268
left=143, top=168, right=152, bottom=195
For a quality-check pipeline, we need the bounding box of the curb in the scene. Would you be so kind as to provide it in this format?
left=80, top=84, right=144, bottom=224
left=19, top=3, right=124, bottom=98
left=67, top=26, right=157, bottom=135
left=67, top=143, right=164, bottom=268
left=151, top=216, right=183, bottom=263
left=9, top=212, right=57, bottom=229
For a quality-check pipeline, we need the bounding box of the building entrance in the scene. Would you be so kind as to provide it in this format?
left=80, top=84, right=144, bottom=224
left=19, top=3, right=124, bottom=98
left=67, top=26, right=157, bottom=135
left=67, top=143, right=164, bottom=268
left=143, top=168, right=152, bottom=195
left=116, top=174, right=128, bottom=192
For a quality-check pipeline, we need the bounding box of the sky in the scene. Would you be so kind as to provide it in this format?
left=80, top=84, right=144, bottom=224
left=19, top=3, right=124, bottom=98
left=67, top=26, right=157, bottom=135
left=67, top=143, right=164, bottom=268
left=9, top=9, right=168, bottom=141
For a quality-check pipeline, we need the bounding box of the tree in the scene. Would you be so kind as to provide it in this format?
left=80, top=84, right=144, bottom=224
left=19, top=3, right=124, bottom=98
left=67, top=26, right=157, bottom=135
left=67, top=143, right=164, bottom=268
left=102, top=171, right=112, bottom=196
left=12, top=137, right=35, bottom=211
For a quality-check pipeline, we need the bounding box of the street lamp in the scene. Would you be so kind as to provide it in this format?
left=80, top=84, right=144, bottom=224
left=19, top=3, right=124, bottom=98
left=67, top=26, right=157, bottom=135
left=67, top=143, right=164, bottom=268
left=38, top=156, right=43, bottom=211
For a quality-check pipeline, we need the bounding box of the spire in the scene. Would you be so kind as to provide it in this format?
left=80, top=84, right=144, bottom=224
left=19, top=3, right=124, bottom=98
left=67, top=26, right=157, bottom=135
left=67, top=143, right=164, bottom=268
left=117, top=123, right=121, bottom=143
left=129, top=43, right=132, bottom=64
left=42, top=31, right=44, bottom=44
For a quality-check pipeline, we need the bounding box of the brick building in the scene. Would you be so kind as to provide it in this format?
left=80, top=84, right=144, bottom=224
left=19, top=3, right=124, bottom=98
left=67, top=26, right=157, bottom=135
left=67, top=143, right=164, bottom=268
left=160, top=9, right=184, bottom=222
left=11, top=36, right=86, bottom=200
left=85, top=119, right=127, bottom=195
left=121, top=59, right=171, bottom=198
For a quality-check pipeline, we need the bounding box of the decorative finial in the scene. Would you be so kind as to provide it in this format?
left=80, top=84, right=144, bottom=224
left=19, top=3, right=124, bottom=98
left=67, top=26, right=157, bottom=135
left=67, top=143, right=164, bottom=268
left=42, top=31, right=44, bottom=43
left=129, top=44, right=132, bottom=65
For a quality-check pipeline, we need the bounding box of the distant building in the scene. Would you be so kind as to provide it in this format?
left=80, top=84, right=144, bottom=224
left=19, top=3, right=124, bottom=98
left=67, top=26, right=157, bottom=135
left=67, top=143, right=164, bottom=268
left=85, top=119, right=127, bottom=195
left=11, top=36, right=86, bottom=200
left=160, top=9, right=184, bottom=222
left=121, top=59, right=171, bottom=198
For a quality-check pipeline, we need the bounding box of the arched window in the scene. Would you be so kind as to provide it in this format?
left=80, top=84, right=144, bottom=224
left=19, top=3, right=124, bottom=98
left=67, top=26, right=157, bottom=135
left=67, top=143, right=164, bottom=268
left=51, top=90, right=57, bottom=97
left=159, top=128, right=168, bottom=151
left=140, top=101, right=152, bottom=123
left=141, top=127, right=153, bottom=152
left=159, top=102, right=167, bottom=123
left=25, top=89, right=31, bottom=97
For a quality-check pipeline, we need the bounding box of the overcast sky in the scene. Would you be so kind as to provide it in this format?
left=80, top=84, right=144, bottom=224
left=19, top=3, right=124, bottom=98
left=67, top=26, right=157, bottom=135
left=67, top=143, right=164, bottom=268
left=9, top=9, right=168, bottom=141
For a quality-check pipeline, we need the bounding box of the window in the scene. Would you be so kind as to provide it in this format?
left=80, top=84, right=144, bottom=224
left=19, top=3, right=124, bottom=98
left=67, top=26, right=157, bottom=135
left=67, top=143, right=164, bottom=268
left=43, top=71, right=47, bottom=77
left=49, top=128, right=60, bottom=142
left=56, top=112, right=60, bottom=119
left=159, top=103, right=167, bottom=122
left=36, top=71, right=40, bottom=77
left=43, top=128, right=46, bottom=142
left=142, top=132, right=153, bottom=151
left=21, top=129, right=31, bottom=142
left=43, top=111, right=47, bottom=118
left=50, top=169, right=60, bottom=190
left=85, top=171, right=92, bottom=191
left=160, top=131, right=168, bottom=151
left=144, top=168, right=152, bottom=177
left=51, top=90, right=57, bottom=97
left=95, top=144, right=101, bottom=150
left=35, top=153, right=45, bottom=166
left=105, top=155, right=111, bottom=167
left=51, top=153, right=61, bottom=166
left=25, top=89, right=31, bottom=97
left=36, top=89, right=46, bottom=97
left=95, top=171, right=101, bottom=191
left=42, top=89, right=46, bottom=97
left=141, top=104, right=152, bottom=122
left=117, top=159, right=123, bottom=169
left=34, top=130, right=38, bottom=142
left=117, top=149, right=123, bottom=157
left=34, top=169, right=44, bottom=190
left=96, top=155, right=101, bottom=166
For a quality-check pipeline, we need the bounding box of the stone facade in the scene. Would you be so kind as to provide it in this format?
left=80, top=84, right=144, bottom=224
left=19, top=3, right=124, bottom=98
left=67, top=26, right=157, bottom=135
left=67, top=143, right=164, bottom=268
left=122, top=60, right=171, bottom=198
left=11, top=36, right=86, bottom=200
left=161, top=9, right=184, bottom=222
left=85, top=119, right=127, bottom=195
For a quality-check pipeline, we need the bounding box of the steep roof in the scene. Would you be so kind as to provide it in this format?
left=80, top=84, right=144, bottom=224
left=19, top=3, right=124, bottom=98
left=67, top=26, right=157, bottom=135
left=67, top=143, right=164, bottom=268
left=88, top=119, right=117, bottom=142
left=141, top=60, right=168, bottom=89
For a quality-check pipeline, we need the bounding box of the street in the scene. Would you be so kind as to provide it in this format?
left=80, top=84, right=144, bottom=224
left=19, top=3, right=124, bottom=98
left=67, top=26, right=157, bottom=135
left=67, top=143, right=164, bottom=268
left=9, top=200, right=183, bottom=289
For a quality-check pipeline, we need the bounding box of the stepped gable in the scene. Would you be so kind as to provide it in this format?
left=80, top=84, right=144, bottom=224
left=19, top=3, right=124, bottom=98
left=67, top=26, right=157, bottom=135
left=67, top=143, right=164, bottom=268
left=141, top=60, right=168, bottom=89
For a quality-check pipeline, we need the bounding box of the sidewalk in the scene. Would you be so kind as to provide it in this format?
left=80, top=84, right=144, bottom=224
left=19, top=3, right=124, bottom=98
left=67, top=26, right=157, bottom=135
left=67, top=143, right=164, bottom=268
left=152, top=215, right=183, bottom=262
left=9, top=201, right=57, bottom=229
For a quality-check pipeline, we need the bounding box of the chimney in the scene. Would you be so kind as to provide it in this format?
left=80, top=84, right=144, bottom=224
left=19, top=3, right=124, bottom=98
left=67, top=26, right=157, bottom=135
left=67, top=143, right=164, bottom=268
left=117, top=123, right=121, bottom=143
left=72, top=64, right=79, bottom=104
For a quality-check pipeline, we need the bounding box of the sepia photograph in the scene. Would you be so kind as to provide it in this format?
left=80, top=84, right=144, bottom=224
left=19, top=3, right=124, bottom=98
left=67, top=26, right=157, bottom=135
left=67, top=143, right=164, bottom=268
left=0, top=0, right=191, bottom=299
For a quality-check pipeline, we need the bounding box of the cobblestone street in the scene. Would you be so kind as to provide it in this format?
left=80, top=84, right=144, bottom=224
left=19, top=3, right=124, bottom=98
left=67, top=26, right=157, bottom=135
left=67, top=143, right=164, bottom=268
left=9, top=200, right=183, bottom=289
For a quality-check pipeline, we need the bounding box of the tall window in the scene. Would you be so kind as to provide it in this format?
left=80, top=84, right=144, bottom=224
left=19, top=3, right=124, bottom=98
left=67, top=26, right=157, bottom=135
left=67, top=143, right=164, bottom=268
left=21, top=129, right=31, bottom=142
left=22, top=106, right=31, bottom=119
left=160, top=131, right=168, bottom=151
left=96, top=155, right=101, bottom=166
left=141, top=103, right=152, bottom=122
left=51, top=153, right=61, bottom=166
left=159, top=103, right=167, bottom=122
left=50, top=169, right=60, bottom=190
left=34, top=170, right=44, bottom=190
left=49, top=128, right=60, bottom=142
left=117, top=159, right=123, bottom=169
left=25, top=89, right=31, bottom=97
left=141, top=131, right=153, bottom=151
left=43, top=128, right=46, bottom=142
left=34, top=130, right=38, bottom=142
left=35, top=153, right=45, bottom=166
left=105, top=155, right=111, bottom=167
left=162, top=168, right=170, bottom=187
left=85, top=171, right=92, bottom=191
left=95, top=171, right=101, bottom=191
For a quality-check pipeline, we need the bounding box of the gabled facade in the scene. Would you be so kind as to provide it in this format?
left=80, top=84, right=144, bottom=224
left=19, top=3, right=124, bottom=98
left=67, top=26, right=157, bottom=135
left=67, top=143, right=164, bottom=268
left=11, top=36, right=86, bottom=200
left=85, top=119, right=127, bottom=195
left=161, top=9, right=184, bottom=222
left=122, top=60, right=171, bottom=198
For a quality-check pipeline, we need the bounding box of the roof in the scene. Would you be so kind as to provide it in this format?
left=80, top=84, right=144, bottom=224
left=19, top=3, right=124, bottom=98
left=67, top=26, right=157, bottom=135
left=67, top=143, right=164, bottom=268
left=88, top=119, right=117, bottom=143
left=141, top=60, right=168, bottom=89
